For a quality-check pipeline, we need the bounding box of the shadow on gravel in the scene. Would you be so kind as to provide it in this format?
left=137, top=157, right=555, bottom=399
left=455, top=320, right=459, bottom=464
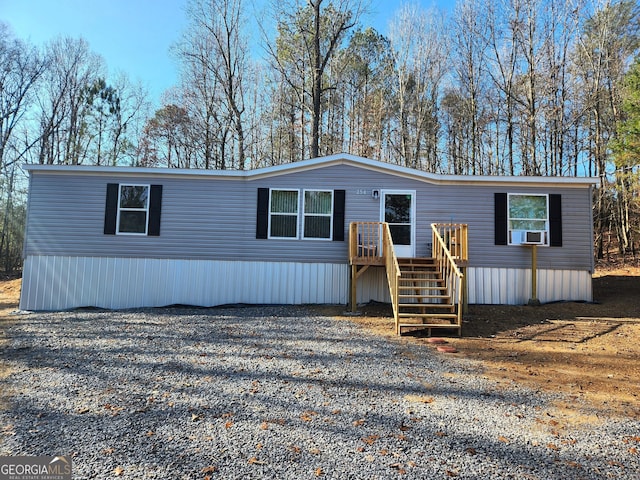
left=1, top=307, right=636, bottom=479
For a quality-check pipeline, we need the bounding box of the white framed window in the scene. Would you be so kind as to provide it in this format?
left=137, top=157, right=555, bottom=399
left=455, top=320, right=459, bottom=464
left=117, top=184, right=150, bottom=235
left=508, top=193, right=549, bottom=245
left=303, top=190, right=333, bottom=240
left=269, top=189, right=299, bottom=238
left=267, top=188, right=334, bottom=240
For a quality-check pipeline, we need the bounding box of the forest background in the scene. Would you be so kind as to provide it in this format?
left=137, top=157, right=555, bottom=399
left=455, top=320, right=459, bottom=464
left=1, top=0, right=639, bottom=274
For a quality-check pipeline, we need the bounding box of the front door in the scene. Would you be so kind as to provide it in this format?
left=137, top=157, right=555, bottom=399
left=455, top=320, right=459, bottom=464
left=381, top=190, right=416, bottom=258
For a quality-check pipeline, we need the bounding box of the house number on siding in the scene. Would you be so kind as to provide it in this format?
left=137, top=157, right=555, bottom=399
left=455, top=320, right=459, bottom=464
left=355, top=189, right=371, bottom=195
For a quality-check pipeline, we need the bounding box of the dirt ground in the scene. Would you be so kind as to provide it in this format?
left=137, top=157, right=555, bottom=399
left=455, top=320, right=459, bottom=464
left=339, top=264, right=640, bottom=421
left=1, top=267, right=639, bottom=421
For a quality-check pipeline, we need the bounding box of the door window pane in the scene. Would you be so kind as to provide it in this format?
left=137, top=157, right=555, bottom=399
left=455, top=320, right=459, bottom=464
left=385, top=194, right=411, bottom=223
left=389, top=224, right=411, bottom=245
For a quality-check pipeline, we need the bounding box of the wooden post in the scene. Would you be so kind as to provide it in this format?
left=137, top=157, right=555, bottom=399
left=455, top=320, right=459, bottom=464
left=528, top=245, right=541, bottom=306
left=461, top=267, right=468, bottom=314
left=350, top=264, right=357, bottom=312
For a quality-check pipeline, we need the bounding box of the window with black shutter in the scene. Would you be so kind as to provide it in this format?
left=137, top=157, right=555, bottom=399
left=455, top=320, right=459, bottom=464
left=104, top=183, right=162, bottom=236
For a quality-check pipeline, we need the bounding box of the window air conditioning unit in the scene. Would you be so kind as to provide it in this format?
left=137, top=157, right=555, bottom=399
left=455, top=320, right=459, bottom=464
left=510, top=230, right=546, bottom=245
left=523, top=230, right=545, bottom=245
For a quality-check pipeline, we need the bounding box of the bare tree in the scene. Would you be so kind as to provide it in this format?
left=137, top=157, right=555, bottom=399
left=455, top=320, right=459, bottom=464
left=267, top=0, right=365, bottom=160
left=448, top=0, right=491, bottom=174
left=176, top=0, right=250, bottom=169
left=36, top=37, right=104, bottom=165
left=0, top=23, right=47, bottom=174
left=389, top=4, right=448, bottom=170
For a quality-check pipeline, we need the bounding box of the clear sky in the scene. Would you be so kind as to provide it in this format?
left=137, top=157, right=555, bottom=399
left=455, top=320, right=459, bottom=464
left=1, top=0, right=454, bottom=107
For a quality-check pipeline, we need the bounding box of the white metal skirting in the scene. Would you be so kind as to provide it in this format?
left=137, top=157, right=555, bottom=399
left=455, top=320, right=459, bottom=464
left=20, top=256, right=358, bottom=311
left=20, top=256, right=592, bottom=311
left=466, top=267, right=592, bottom=304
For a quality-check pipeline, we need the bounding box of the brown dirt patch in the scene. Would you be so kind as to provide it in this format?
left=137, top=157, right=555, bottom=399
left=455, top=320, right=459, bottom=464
left=335, top=267, right=640, bottom=420
left=0, top=276, right=20, bottom=410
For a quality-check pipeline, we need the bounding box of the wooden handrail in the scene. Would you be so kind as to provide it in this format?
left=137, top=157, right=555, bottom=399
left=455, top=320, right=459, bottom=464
left=431, top=223, right=468, bottom=262
left=350, top=221, right=466, bottom=335
left=349, top=221, right=400, bottom=329
left=431, top=224, right=465, bottom=330
left=382, top=223, right=401, bottom=334
left=349, top=221, right=383, bottom=264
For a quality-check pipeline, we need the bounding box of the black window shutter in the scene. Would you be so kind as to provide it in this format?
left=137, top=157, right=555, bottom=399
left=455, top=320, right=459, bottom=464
left=256, top=188, right=269, bottom=239
left=549, top=194, right=562, bottom=247
left=494, top=192, right=508, bottom=245
left=148, top=185, right=163, bottom=236
left=333, top=189, right=346, bottom=241
left=104, top=183, right=119, bottom=235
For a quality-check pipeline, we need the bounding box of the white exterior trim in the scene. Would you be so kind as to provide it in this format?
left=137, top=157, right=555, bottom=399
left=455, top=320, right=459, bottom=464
left=23, top=154, right=599, bottom=187
left=21, top=256, right=592, bottom=311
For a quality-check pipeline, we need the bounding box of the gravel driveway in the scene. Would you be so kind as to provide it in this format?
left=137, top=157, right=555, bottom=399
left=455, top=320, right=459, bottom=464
left=1, top=306, right=637, bottom=479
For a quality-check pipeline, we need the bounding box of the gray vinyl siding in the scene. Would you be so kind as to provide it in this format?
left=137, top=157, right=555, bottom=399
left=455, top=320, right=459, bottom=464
left=24, top=164, right=594, bottom=270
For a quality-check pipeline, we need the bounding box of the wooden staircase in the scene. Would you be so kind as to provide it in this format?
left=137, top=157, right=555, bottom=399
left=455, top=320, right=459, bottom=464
left=349, top=222, right=467, bottom=337
left=397, top=257, right=461, bottom=336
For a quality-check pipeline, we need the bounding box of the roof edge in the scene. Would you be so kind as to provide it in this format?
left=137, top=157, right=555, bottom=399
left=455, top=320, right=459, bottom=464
left=23, top=154, right=600, bottom=187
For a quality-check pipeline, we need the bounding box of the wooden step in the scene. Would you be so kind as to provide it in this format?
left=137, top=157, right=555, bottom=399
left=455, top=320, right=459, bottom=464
left=399, top=303, right=455, bottom=309
left=399, top=278, right=445, bottom=283
left=398, top=294, right=450, bottom=299
left=398, top=257, right=436, bottom=265
left=398, top=285, right=448, bottom=292
left=398, top=312, right=458, bottom=319
left=398, top=322, right=460, bottom=329
left=398, top=323, right=461, bottom=336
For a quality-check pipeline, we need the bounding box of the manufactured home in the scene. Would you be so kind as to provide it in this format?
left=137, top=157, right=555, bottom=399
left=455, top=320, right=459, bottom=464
left=20, top=154, right=597, bottom=333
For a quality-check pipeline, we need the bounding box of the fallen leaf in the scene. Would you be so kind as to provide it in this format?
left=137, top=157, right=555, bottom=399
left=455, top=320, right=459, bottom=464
left=113, top=466, right=124, bottom=476
left=379, top=449, right=389, bottom=456
left=77, top=407, right=90, bottom=414
left=352, top=419, right=365, bottom=427
left=547, top=443, right=559, bottom=451
left=465, top=447, right=477, bottom=455
left=101, top=448, right=114, bottom=455
left=289, top=445, right=302, bottom=454
left=446, top=470, right=459, bottom=477
left=256, top=443, right=263, bottom=450
left=248, top=457, right=266, bottom=465
left=498, top=436, right=509, bottom=444
left=314, top=467, right=324, bottom=476
left=629, top=447, right=638, bottom=455
left=224, top=420, right=233, bottom=429
left=300, top=411, right=318, bottom=422
left=191, top=413, right=201, bottom=422
left=404, top=394, right=435, bottom=404
left=362, top=434, right=380, bottom=445
left=146, top=431, right=155, bottom=437
left=201, top=466, right=217, bottom=473
left=260, top=422, right=269, bottom=430
left=309, top=448, right=321, bottom=455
